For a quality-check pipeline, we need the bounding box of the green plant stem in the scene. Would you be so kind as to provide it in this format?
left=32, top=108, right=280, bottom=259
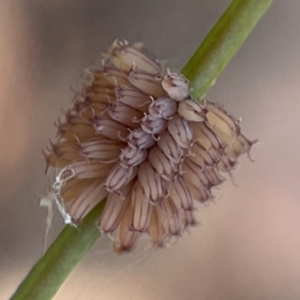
left=181, top=0, right=273, bottom=99
left=11, top=0, right=272, bottom=299
left=10, top=200, right=106, bottom=300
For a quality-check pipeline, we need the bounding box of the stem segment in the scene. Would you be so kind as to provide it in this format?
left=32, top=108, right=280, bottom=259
left=11, top=0, right=272, bottom=299
left=10, top=201, right=106, bottom=300
left=181, top=0, right=273, bottom=99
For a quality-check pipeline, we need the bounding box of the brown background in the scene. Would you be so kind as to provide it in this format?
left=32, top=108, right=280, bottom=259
left=1, top=0, right=300, bottom=299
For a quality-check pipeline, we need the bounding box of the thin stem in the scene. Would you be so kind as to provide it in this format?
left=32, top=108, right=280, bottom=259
left=11, top=0, right=272, bottom=299
left=10, top=200, right=106, bottom=300
left=181, top=0, right=273, bottom=99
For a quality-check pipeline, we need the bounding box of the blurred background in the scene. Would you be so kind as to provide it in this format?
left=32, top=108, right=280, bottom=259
left=1, top=0, right=300, bottom=299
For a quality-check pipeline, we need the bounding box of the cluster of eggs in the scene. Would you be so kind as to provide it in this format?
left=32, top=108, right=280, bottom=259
left=44, top=40, right=255, bottom=252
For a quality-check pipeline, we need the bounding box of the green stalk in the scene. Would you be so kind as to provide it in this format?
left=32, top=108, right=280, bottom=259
left=182, top=0, right=273, bottom=99
left=11, top=0, right=272, bottom=299
left=10, top=200, right=106, bottom=300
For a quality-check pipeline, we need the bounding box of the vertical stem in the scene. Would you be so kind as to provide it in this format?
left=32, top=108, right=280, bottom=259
left=181, top=0, right=273, bottom=99
left=10, top=201, right=106, bottom=300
